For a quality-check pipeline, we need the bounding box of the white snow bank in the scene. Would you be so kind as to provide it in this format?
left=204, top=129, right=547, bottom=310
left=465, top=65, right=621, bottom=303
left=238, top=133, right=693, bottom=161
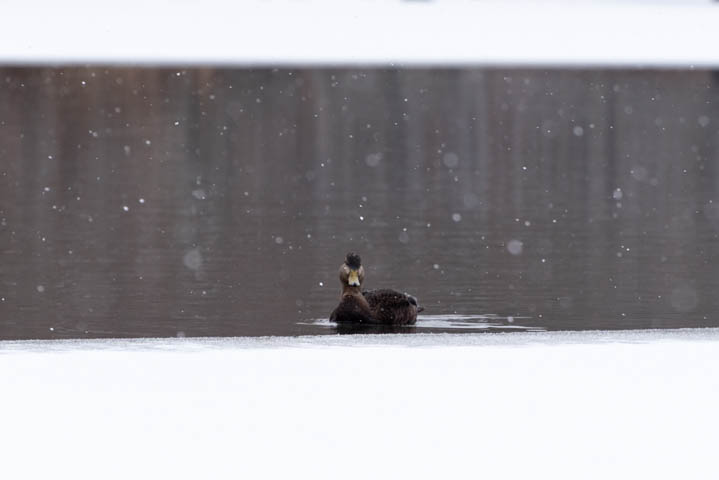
left=2, top=329, right=718, bottom=479
left=3, top=1, right=719, bottom=67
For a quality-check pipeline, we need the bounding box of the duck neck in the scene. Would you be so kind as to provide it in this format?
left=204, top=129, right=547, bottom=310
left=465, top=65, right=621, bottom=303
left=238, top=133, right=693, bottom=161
left=341, top=285, right=363, bottom=298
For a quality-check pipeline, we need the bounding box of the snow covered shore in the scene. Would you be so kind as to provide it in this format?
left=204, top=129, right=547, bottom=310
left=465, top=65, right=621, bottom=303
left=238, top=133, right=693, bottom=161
left=3, top=1, right=719, bottom=67
left=1, top=329, right=717, bottom=479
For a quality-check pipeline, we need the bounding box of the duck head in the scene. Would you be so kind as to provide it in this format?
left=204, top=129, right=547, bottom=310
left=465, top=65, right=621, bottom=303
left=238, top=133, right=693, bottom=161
left=339, top=252, right=365, bottom=289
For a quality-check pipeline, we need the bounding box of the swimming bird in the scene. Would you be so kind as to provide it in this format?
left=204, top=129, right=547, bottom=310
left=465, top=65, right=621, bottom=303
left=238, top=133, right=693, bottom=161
left=330, top=252, right=422, bottom=326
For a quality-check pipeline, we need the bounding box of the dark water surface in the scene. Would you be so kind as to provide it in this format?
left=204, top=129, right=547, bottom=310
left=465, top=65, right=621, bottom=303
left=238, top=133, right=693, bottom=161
left=1, top=67, right=719, bottom=339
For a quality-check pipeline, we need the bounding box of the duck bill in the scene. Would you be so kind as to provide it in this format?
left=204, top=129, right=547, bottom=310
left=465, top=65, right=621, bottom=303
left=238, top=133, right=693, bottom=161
left=348, top=270, right=360, bottom=287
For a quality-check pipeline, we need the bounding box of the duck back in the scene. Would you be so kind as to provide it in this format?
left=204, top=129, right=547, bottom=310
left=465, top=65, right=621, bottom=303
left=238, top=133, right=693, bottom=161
left=362, top=289, right=420, bottom=325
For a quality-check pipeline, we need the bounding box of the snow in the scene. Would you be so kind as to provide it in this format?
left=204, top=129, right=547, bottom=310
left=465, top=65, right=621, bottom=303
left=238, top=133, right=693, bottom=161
left=2, top=328, right=718, bottom=479
left=2, top=1, right=719, bottom=67
left=507, top=239, right=524, bottom=255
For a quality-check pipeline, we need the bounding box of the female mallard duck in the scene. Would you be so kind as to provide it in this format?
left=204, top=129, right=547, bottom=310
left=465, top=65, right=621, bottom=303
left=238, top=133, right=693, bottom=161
left=330, top=252, right=422, bottom=326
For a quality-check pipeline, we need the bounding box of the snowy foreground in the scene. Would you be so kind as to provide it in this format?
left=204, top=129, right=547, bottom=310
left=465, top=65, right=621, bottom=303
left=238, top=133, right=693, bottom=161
left=3, top=0, right=719, bottom=67
left=2, top=329, right=718, bottom=480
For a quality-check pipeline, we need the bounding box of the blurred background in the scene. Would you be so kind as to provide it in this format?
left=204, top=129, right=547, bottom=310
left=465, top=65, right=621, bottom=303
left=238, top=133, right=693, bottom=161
left=2, top=1, right=719, bottom=339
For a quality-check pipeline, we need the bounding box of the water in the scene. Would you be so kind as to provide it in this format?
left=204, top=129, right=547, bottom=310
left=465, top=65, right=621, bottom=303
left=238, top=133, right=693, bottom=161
left=301, top=314, right=540, bottom=335
left=1, top=67, right=719, bottom=339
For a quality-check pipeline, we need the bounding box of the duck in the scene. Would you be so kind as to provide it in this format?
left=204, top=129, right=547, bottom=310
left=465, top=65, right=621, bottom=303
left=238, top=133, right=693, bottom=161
left=329, top=252, right=423, bottom=326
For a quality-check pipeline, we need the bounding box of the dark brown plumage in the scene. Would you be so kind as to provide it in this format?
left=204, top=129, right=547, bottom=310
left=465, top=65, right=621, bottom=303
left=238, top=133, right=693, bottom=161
left=329, top=293, right=372, bottom=324
left=363, top=289, right=422, bottom=325
left=329, top=253, right=423, bottom=326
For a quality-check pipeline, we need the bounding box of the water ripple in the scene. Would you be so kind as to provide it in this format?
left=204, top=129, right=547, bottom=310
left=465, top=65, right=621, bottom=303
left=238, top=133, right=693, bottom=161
left=300, top=314, right=542, bottom=332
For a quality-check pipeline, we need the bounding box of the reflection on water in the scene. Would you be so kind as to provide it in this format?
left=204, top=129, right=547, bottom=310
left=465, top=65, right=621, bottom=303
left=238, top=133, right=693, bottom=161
left=301, top=314, right=541, bottom=334
left=1, top=67, right=719, bottom=339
